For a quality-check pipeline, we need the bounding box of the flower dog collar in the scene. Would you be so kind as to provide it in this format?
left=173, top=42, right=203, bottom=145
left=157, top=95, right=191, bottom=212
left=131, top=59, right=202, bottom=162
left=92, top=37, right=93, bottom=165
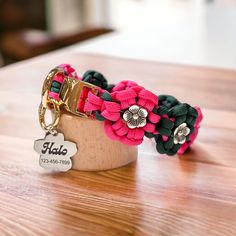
left=34, top=64, right=203, bottom=171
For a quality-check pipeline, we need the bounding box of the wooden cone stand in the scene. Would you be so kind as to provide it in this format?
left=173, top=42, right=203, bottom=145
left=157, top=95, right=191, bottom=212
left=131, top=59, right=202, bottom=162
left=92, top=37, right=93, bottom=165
left=57, top=113, right=138, bottom=171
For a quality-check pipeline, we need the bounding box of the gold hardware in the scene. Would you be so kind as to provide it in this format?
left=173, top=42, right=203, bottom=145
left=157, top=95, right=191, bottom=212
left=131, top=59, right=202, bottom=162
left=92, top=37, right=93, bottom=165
left=39, top=99, right=61, bottom=134
left=39, top=67, right=65, bottom=133
left=41, top=67, right=65, bottom=108
left=38, top=67, right=98, bottom=134
left=59, top=77, right=99, bottom=118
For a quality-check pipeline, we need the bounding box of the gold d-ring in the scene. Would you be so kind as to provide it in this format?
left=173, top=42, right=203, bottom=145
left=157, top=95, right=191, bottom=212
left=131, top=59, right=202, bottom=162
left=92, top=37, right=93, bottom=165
left=39, top=99, right=61, bottom=134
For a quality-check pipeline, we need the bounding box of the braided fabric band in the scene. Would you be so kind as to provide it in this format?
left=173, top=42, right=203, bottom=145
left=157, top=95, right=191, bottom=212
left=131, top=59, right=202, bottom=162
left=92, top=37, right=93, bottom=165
left=48, top=64, right=203, bottom=156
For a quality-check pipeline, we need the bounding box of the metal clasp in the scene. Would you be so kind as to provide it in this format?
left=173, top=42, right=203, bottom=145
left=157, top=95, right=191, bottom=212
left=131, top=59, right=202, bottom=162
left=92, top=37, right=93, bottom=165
left=41, top=67, right=65, bottom=108
left=59, top=77, right=99, bottom=118
left=38, top=67, right=98, bottom=134
left=39, top=99, right=60, bottom=135
left=39, top=67, right=65, bottom=134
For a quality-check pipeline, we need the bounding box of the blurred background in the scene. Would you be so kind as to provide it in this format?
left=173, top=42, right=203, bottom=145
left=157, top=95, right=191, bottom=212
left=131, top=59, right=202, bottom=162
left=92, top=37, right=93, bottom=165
left=0, top=0, right=235, bottom=69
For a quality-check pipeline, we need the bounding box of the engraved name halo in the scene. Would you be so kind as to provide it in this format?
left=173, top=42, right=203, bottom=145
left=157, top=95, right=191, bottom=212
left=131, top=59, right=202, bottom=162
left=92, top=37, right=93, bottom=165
left=34, top=133, right=77, bottom=172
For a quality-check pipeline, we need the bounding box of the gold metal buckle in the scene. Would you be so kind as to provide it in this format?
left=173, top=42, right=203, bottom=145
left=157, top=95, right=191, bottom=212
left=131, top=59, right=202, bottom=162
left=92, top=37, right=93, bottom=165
left=59, top=77, right=99, bottom=118
left=39, top=67, right=98, bottom=133
left=41, top=67, right=65, bottom=108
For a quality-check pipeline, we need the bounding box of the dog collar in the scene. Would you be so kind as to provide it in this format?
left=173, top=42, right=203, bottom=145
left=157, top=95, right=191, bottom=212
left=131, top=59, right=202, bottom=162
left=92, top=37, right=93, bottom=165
left=38, top=64, right=203, bottom=157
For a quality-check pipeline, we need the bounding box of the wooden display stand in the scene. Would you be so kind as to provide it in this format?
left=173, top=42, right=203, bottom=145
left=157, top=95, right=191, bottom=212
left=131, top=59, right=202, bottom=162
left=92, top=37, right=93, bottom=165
left=57, top=113, right=138, bottom=171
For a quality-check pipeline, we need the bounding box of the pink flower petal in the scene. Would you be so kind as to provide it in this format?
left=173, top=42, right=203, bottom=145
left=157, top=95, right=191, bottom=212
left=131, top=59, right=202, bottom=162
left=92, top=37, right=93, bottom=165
left=120, top=99, right=136, bottom=110
left=104, top=101, right=121, bottom=112
left=104, top=121, right=120, bottom=141
left=127, top=129, right=136, bottom=139
left=143, top=123, right=155, bottom=133
left=114, top=88, right=137, bottom=101
left=88, top=92, right=103, bottom=106
left=137, top=98, right=146, bottom=108
left=148, top=112, right=161, bottom=123
left=112, top=119, right=124, bottom=130
left=194, top=106, right=203, bottom=125
left=115, top=125, right=129, bottom=136
left=112, top=80, right=138, bottom=92
left=84, top=102, right=101, bottom=112
left=101, top=110, right=120, bottom=121
left=134, top=128, right=145, bottom=140
left=177, top=142, right=188, bottom=154
left=139, top=89, right=158, bottom=104
left=121, top=136, right=143, bottom=145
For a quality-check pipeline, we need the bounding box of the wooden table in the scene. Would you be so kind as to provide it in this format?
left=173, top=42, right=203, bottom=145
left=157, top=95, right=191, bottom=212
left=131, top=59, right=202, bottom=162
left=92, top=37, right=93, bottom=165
left=0, top=51, right=236, bottom=236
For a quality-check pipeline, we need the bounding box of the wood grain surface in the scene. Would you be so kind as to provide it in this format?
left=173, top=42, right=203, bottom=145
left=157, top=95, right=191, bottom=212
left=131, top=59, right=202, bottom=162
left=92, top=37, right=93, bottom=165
left=0, top=51, right=236, bottom=236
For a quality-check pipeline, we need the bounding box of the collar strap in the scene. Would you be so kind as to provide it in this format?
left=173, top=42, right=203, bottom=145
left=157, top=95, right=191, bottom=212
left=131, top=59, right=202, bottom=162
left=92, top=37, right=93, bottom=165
left=40, top=64, right=203, bottom=156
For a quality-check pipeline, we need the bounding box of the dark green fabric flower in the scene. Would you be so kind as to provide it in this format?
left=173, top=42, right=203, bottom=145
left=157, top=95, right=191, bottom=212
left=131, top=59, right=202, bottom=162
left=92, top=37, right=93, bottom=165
left=153, top=95, right=199, bottom=155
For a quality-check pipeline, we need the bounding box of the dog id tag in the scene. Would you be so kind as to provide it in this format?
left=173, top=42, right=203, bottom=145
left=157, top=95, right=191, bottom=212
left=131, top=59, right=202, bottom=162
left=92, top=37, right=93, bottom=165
left=34, top=132, right=77, bottom=172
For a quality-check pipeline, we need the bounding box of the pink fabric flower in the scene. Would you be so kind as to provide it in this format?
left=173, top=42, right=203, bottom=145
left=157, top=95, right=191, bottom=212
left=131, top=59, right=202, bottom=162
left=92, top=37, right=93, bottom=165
left=177, top=106, right=203, bottom=154
left=104, top=81, right=160, bottom=145
left=85, top=81, right=161, bottom=145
